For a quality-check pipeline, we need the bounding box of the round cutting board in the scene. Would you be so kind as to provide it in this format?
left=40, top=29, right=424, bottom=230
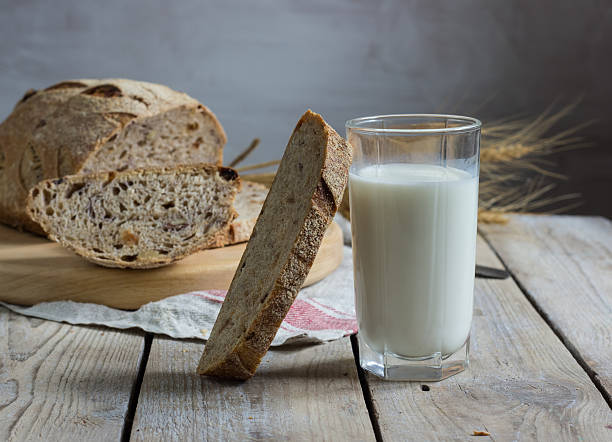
left=0, top=222, right=344, bottom=310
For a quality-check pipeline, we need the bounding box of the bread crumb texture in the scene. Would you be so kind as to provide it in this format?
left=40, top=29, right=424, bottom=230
left=27, top=164, right=239, bottom=269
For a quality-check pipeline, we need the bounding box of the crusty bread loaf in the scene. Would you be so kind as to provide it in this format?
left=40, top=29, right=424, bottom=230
left=0, top=79, right=226, bottom=234
left=197, top=110, right=352, bottom=379
left=26, top=165, right=239, bottom=269
left=224, top=181, right=267, bottom=245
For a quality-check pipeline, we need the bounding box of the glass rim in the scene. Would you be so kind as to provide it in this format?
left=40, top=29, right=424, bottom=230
left=345, top=114, right=482, bottom=135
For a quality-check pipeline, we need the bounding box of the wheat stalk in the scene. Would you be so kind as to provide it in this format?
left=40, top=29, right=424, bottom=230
left=229, top=138, right=260, bottom=167
left=478, top=210, right=509, bottom=224
left=239, top=172, right=276, bottom=187
left=235, top=160, right=281, bottom=173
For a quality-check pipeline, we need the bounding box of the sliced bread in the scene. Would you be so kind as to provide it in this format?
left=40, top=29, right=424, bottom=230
left=26, top=165, right=239, bottom=269
left=0, top=78, right=226, bottom=234
left=197, top=110, right=352, bottom=379
left=224, top=181, right=268, bottom=245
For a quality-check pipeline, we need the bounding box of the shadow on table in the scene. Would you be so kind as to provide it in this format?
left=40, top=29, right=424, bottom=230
left=136, top=357, right=358, bottom=387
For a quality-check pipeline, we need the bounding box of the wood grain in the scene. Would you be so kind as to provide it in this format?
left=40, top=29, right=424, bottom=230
left=362, top=235, right=612, bottom=441
left=0, top=306, right=144, bottom=441
left=480, top=214, right=612, bottom=402
left=0, top=222, right=343, bottom=309
left=131, top=337, right=374, bottom=441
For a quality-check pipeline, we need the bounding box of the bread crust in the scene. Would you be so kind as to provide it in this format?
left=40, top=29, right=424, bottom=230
left=26, top=164, right=239, bottom=269
left=197, top=110, right=352, bottom=379
left=0, top=79, right=225, bottom=234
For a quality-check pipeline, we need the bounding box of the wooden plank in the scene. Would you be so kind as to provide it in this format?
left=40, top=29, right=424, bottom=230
left=362, top=235, right=612, bottom=441
left=132, top=337, right=374, bottom=441
left=0, top=222, right=342, bottom=309
left=0, top=307, right=144, bottom=441
left=480, top=215, right=612, bottom=401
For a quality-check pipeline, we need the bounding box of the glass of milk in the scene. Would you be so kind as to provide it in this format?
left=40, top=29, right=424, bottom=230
left=346, top=114, right=481, bottom=381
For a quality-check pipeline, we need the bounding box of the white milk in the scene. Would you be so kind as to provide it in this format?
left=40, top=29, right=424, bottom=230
left=349, top=163, right=478, bottom=358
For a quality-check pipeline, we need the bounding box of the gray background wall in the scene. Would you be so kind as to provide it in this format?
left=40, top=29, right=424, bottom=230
left=1, top=0, right=610, bottom=216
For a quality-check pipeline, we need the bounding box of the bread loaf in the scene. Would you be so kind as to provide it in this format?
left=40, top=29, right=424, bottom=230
left=27, top=165, right=239, bottom=269
left=197, top=110, right=352, bottom=379
left=0, top=79, right=226, bottom=234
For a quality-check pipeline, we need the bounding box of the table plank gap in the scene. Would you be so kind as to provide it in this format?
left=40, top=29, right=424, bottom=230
left=360, top=235, right=611, bottom=441
left=0, top=307, right=145, bottom=442
left=350, top=334, right=383, bottom=442
left=132, top=336, right=375, bottom=441
left=120, top=333, right=153, bottom=442
left=480, top=215, right=612, bottom=407
left=479, top=220, right=612, bottom=408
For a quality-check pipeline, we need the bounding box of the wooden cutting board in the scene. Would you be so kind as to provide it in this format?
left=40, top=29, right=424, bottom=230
left=0, top=222, right=344, bottom=309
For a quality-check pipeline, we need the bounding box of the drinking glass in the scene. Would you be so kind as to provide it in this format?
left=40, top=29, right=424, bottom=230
left=346, top=114, right=481, bottom=381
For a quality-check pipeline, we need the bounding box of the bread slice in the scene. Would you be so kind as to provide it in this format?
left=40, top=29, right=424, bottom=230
left=0, top=79, right=226, bottom=234
left=197, top=110, right=352, bottom=379
left=224, top=181, right=268, bottom=245
left=26, top=165, right=239, bottom=269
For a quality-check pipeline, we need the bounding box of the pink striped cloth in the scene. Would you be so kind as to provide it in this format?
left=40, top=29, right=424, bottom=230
left=1, top=246, right=357, bottom=346
left=194, top=281, right=357, bottom=345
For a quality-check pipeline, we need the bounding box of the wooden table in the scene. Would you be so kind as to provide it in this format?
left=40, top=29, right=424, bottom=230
left=1, top=215, right=611, bottom=441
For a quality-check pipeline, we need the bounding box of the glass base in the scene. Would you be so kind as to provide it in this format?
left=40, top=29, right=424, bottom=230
left=358, top=334, right=470, bottom=381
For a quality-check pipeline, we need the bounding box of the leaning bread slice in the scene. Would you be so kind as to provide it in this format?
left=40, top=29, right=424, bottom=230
left=197, top=110, right=352, bottom=379
left=26, top=165, right=239, bottom=269
left=223, top=181, right=268, bottom=245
